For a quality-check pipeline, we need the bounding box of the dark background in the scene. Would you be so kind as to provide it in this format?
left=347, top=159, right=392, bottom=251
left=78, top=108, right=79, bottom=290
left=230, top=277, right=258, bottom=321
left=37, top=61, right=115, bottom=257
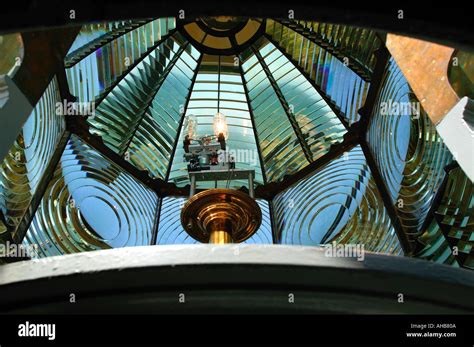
left=0, top=0, right=473, bottom=51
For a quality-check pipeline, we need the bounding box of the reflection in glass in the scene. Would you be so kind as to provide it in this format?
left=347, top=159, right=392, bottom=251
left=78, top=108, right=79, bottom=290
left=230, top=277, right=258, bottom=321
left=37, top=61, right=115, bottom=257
left=273, top=146, right=402, bottom=255
left=367, top=57, right=453, bottom=235
left=66, top=18, right=176, bottom=103
left=0, top=77, right=64, bottom=236
left=23, top=135, right=159, bottom=258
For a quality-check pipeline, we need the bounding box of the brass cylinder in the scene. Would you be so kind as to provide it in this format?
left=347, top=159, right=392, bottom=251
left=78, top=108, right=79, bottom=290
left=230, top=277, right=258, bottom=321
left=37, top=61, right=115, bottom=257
left=208, top=219, right=233, bottom=244
left=181, top=188, right=262, bottom=244
left=209, top=230, right=233, bottom=244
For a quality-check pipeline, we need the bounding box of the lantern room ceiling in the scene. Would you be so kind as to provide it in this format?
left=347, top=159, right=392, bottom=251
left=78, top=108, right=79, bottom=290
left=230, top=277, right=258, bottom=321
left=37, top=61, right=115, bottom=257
left=181, top=17, right=264, bottom=54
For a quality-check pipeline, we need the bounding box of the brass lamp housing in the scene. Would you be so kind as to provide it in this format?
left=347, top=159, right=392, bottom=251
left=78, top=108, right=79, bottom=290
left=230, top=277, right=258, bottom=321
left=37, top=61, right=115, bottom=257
left=180, top=188, right=262, bottom=244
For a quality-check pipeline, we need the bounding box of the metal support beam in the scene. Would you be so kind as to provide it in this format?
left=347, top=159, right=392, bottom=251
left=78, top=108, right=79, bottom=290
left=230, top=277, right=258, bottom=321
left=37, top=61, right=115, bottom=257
left=255, top=130, right=359, bottom=200
left=89, top=126, right=359, bottom=202
left=55, top=60, right=77, bottom=103
left=13, top=27, right=81, bottom=108
left=94, top=28, right=177, bottom=107
left=435, top=214, right=471, bottom=268
left=276, top=19, right=373, bottom=81
left=66, top=114, right=188, bottom=198
left=150, top=198, right=163, bottom=246
left=58, top=130, right=365, bottom=203
left=416, top=162, right=467, bottom=267
left=418, top=162, right=459, bottom=237
left=268, top=200, right=278, bottom=244
left=11, top=131, right=71, bottom=246
left=354, top=45, right=413, bottom=255
left=237, top=59, right=268, bottom=184
left=360, top=140, right=413, bottom=255
left=189, top=174, right=196, bottom=198
left=66, top=114, right=255, bottom=200
left=252, top=47, right=313, bottom=163
left=121, top=42, right=189, bottom=157
left=64, top=19, right=154, bottom=68
left=1, top=27, right=80, bottom=162
left=357, top=46, right=390, bottom=135
left=1, top=27, right=80, bottom=251
left=248, top=171, right=255, bottom=198
left=264, top=33, right=351, bottom=131
left=0, top=210, right=10, bottom=244
left=164, top=53, right=203, bottom=182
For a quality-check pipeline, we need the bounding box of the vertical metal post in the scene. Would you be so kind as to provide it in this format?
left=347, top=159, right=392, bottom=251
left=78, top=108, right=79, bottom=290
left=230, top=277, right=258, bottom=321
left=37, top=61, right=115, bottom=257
left=189, top=174, right=196, bottom=198
left=248, top=171, right=255, bottom=199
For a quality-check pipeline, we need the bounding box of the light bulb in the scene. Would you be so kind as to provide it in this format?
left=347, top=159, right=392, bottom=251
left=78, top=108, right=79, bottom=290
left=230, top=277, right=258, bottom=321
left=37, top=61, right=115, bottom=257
left=213, top=112, right=228, bottom=140
left=185, top=114, right=197, bottom=139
